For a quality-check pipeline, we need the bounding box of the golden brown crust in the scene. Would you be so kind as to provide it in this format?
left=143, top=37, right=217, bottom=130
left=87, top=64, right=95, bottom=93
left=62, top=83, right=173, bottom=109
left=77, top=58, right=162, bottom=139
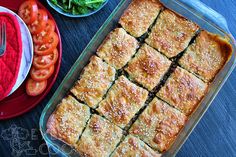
left=157, top=67, right=208, bottom=115
left=75, top=115, right=123, bottom=157
left=97, top=28, right=139, bottom=69
left=97, top=76, right=149, bottom=128
left=111, top=135, right=161, bottom=157
left=125, top=44, right=171, bottom=91
left=71, top=56, right=116, bottom=108
left=119, top=0, right=162, bottom=37
left=47, top=96, right=90, bottom=146
left=145, top=9, right=199, bottom=58
left=129, top=98, right=187, bottom=152
left=179, top=31, right=232, bottom=82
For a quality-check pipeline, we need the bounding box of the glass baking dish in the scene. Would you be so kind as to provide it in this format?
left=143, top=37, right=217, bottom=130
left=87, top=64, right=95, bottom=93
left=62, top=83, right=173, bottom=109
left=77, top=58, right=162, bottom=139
left=40, top=0, right=236, bottom=156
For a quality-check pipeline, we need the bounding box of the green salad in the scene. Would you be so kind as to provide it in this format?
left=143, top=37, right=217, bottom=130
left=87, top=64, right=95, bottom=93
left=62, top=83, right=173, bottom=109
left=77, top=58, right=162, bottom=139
left=50, top=0, right=106, bottom=15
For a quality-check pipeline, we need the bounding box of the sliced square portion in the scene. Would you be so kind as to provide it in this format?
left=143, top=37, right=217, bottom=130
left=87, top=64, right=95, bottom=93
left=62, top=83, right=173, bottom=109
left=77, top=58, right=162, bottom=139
left=157, top=67, right=208, bottom=115
left=47, top=95, right=90, bottom=146
left=71, top=56, right=116, bottom=108
left=119, top=0, right=162, bottom=37
left=130, top=98, right=187, bottom=152
left=111, top=135, right=161, bottom=157
left=97, top=76, right=148, bottom=128
left=179, top=31, right=232, bottom=82
left=125, top=44, right=171, bottom=91
left=75, top=114, right=123, bottom=157
left=97, top=28, right=139, bottom=69
left=146, top=9, right=199, bottom=58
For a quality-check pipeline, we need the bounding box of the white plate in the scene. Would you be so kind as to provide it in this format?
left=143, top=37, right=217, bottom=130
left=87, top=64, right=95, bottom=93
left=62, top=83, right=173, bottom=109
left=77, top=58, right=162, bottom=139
left=0, top=6, right=33, bottom=95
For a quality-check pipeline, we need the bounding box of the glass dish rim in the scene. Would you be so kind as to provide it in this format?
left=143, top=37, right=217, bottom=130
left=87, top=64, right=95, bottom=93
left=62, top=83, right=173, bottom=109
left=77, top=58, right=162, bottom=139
left=39, top=0, right=236, bottom=156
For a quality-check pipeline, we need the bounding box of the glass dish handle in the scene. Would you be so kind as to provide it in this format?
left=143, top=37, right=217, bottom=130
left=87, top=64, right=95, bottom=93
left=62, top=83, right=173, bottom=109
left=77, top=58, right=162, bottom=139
left=160, top=0, right=230, bottom=33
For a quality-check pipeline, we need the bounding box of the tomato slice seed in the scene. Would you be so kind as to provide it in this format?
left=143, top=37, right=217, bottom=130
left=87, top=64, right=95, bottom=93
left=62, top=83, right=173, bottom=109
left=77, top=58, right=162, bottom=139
left=26, top=78, right=47, bottom=96
left=30, top=66, right=55, bottom=81
left=28, top=9, right=48, bottom=34
left=18, top=0, right=38, bottom=24
left=34, top=32, right=59, bottom=55
left=33, top=49, right=58, bottom=69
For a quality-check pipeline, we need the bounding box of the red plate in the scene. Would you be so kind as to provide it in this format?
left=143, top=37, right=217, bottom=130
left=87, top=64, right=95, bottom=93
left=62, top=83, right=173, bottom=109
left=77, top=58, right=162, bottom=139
left=0, top=0, right=62, bottom=120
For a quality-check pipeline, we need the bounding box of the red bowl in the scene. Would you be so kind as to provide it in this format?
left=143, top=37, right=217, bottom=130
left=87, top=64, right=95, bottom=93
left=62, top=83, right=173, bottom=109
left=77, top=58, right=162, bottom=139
left=0, top=0, right=62, bottom=120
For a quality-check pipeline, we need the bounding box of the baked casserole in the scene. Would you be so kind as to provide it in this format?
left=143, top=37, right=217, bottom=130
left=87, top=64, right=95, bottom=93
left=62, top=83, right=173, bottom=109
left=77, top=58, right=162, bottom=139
left=119, top=0, right=162, bottom=37
left=46, top=0, right=233, bottom=156
left=146, top=9, right=199, bottom=58
left=125, top=44, right=171, bottom=91
left=75, top=114, right=123, bottom=157
left=97, top=28, right=139, bottom=69
left=47, top=96, right=90, bottom=146
left=71, top=56, right=116, bottom=108
left=179, top=31, right=232, bottom=82
left=97, top=75, right=148, bottom=128
left=111, top=135, right=161, bottom=157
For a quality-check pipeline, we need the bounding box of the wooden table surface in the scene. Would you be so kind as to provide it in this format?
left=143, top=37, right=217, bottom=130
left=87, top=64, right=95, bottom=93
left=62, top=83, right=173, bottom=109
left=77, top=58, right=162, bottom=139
left=0, top=0, right=236, bottom=156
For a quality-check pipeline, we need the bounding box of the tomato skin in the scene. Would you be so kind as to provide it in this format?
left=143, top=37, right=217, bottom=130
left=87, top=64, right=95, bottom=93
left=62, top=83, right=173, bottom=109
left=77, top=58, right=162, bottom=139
left=26, top=78, right=47, bottom=96
left=33, top=19, right=56, bottom=44
left=33, top=49, right=58, bottom=69
left=18, top=0, right=38, bottom=24
left=30, top=66, right=55, bottom=81
left=34, top=32, right=59, bottom=55
left=29, top=9, right=48, bottom=35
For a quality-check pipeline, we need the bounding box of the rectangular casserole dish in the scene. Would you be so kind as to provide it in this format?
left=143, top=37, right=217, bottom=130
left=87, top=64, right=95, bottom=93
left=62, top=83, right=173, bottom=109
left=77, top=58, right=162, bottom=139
left=40, top=0, right=236, bottom=156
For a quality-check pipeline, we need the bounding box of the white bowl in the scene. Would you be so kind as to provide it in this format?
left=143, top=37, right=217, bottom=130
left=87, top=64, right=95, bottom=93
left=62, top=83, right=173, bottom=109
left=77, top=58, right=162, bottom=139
left=0, top=6, right=34, bottom=95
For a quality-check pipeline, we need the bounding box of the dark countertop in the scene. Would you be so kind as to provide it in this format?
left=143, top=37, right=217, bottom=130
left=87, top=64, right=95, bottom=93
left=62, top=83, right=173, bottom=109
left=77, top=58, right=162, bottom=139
left=0, top=0, right=236, bottom=156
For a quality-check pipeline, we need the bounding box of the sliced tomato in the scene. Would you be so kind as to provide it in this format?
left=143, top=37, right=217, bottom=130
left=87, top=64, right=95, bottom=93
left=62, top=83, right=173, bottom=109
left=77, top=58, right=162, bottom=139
left=18, top=0, right=38, bottom=24
left=33, top=19, right=56, bottom=44
left=26, top=78, right=47, bottom=96
left=28, top=9, right=48, bottom=34
left=34, top=32, right=59, bottom=55
left=33, top=49, right=58, bottom=69
left=30, top=66, right=55, bottom=81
